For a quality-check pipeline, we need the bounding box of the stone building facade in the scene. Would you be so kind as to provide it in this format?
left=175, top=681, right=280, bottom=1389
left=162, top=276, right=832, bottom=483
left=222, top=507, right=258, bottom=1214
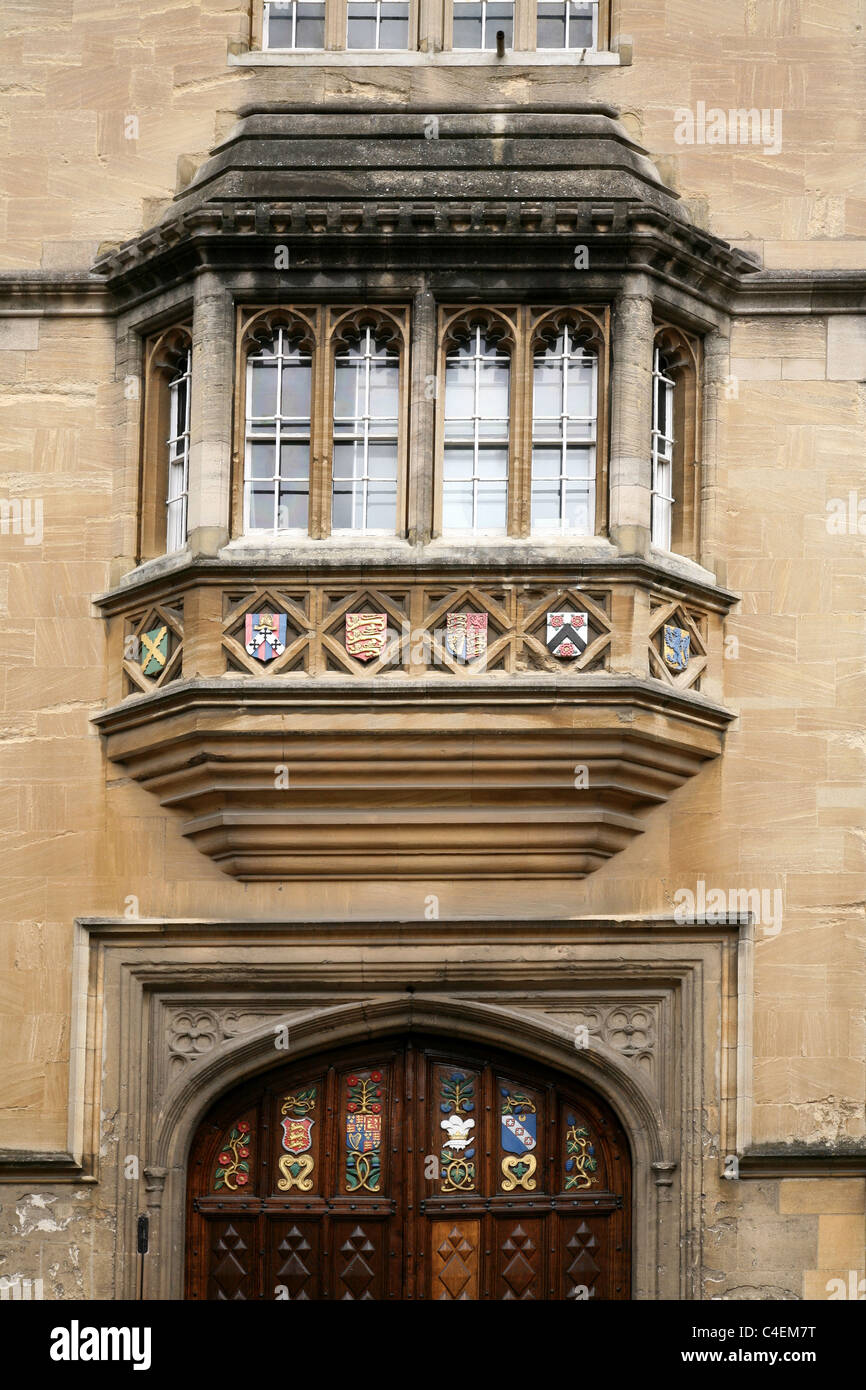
left=0, top=1, right=864, bottom=1300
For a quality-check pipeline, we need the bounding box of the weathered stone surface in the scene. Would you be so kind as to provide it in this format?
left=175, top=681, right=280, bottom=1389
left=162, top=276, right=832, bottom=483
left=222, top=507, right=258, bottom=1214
left=0, top=0, right=863, bottom=1304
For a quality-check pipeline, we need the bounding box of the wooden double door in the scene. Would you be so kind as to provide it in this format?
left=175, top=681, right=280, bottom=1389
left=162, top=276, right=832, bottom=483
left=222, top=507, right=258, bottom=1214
left=186, top=1035, right=631, bottom=1300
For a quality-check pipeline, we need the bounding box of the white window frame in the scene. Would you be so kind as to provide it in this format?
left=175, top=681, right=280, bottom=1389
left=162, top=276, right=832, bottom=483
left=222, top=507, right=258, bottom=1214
left=530, top=326, right=598, bottom=535
left=263, top=0, right=326, bottom=50
left=332, top=326, right=400, bottom=534
left=166, top=349, right=191, bottom=553
left=244, top=328, right=313, bottom=534
left=345, top=0, right=411, bottom=49
left=536, top=0, right=598, bottom=51
left=442, top=325, right=511, bottom=534
left=651, top=346, right=675, bottom=550
left=451, top=0, right=516, bottom=50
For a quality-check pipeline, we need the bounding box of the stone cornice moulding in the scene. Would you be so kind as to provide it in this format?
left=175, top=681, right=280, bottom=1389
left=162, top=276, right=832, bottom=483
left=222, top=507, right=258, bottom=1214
left=94, top=551, right=739, bottom=617
left=73, top=912, right=748, bottom=939
left=737, top=1148, right=866, bottom=1179
left=2, top=268, right=865, bottom=319
left=94, top=671, right=734, bottom=730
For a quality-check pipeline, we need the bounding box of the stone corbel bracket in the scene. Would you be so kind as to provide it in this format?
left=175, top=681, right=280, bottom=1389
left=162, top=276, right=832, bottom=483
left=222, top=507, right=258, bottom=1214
left=94, top=673, right=734, bottom=881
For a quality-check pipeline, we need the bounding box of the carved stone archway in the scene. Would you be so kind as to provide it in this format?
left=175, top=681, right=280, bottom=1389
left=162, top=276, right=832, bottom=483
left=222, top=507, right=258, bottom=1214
left=71, top=914, right=743, bottom=1300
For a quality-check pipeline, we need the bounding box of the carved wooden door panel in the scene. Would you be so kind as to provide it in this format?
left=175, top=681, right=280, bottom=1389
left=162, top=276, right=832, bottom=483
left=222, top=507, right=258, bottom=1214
left=186, top=1036, right=630, bottom=1300
left=415, top=1042, right=630, bottom=1300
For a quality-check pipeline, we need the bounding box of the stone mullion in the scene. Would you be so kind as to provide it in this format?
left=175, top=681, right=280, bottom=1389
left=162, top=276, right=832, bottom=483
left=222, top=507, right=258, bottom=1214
left=310, top=307, right=331, bottom=539
left=408, top=0, right=424, bottom=51
left=326, top=0, right=346, bottom=49
left=514, top=0, right=535, bottom=51
left=594, top=306, right=611, bottom=537
left=418, top=0, right=444, bottom=51
left=188, top=271, right=234, bottom=555
left=608, top=281, right=654, bottom=557
left=509, top=306, right=533, bottom=538
left=407, top=284, right=436, bottom=544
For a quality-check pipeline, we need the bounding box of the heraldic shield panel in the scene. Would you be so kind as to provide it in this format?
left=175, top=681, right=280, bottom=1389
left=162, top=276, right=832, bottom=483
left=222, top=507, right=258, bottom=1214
left=186, top=1037, right=631, bottom=1300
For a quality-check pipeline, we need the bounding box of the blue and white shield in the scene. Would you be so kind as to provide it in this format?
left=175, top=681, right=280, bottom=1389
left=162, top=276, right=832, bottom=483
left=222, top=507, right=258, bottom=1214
left=663, top=624, right=690, bottom=671
left=245, top=611, right=287, bottom=663
left=501, top=1095, right=537, bottom=1155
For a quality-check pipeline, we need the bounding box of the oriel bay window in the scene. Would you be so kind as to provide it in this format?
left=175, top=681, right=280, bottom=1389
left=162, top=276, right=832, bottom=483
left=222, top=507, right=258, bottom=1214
left=436, top=305, right=608, bottom=538
left=651, top=323, right=700, bottom=559
left=139, top=323, right=193, bottom=562
left=234, top=305, right=409, bottom=539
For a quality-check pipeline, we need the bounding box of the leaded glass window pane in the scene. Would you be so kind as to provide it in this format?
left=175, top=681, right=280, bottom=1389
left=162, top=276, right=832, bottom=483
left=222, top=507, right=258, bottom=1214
left=244, top=328, right=312, bottom=533
left=166, top=347, right=191, bottom=552
left=264, top=0, right=325, bottom=50
left=651, top=347, right=675, bottom=549
left=332, top=328, right=399, bottom=533
left=347, top=0, right=410, bottom=49
left=536, top=0, right=597, bottom=50
left=530, top=327, right=597, bottom=534
left=453, top=0, right=514, bottom=49
left=443, top=327, right=510, bottom=532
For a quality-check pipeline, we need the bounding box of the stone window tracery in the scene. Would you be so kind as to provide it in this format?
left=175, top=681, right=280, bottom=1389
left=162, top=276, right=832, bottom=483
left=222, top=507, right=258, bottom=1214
left=233, top=305, right=410, bottom=539
left=436, top=305, right=609, bottom=539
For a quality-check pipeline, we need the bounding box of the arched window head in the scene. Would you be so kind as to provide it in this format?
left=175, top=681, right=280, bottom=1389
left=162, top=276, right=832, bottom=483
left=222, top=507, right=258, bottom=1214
left=244, top=325, right=313, bottom=532
left=442, top=323, right=511, bottom=533
left=531, top=322, right=598, bottom=535
left=332, top=325, right=400, bottom=533
left=651, top=325, right=700, bottom=558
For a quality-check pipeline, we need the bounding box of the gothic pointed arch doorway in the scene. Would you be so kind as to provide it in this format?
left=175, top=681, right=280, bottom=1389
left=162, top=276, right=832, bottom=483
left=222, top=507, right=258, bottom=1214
left=185, top=1033, right=632, bottom=1300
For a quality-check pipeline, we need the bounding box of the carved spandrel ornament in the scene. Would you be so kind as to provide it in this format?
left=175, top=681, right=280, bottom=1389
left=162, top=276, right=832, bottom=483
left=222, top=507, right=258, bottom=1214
left=518, top=1003, right=660, bottom=1085
left=161, top=1005, right=305, bottom=1093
